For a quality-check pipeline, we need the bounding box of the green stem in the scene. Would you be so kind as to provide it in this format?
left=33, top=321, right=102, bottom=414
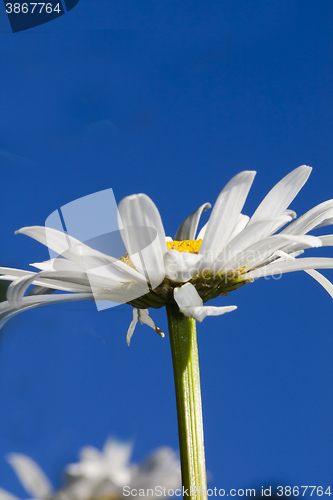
left=166, top=303, right=207, bottom=500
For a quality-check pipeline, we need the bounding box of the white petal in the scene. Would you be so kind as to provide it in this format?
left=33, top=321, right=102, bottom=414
left=174, top=282, right=202, bottom=308
left=0, top=275, right=21, bottom=282
left=305, top=269, right=333, bottom=299
left=133, top=447, right=181, bottom=491
left=269, top=233, right=327, bottom=258
left=0, top=303, right=41, bottom=330
left=85, top=263, right=149, bottom=303
left=30, top=258, right=84, bottom=272
left=1, top=267, right=92, bottom=294
left=174, top=203, right=211, bottom=241
left=225, top=214, right=250, bottom=244
left=103, top=439, right=134, bottom=486
left=7, top=272, right=88, bottom=308
left=31, top=276, right=90, bottom=293
left=289, top=250, right=304, bottom=258
left=0, top=293, right=94, bottom=331
left=220, top=234, right=322, bottom=274
left=7, top=274, right=41, bottom=308
left=319, top=235, right=333, bottom=246
left=181, top=305, right=237, bottom=322
left=0, top=488, right=20, bottom=500
left=6, top=271, right=94, bottom=308
left=16, top=225, right=79, bottom=256
left=79, top=445, right=103, bottom=464
left=244, top=257, right=333, bottom=279
left=16, top=226, right=126, bottom=275
left=285, top=209, right=297, bottom=219
left=126, top=308, right=139, bottom=346
left=138, top=309, right=164, bottom=338
left=273, top=250, right=295, bottom=261
left=250, top=165, right=311, bottom=223
left=0, top=267, right=34, bottom=278
left=173, top=283, right=237, bottom=322
left=12, top=292, right=94, bottom=306
left=118, top=194, right=166, bottom=288
left=17, top=227, right=151, bottom=298
left=281, top=200, right=333, bottom=236
left=138, top=238, right=165, bottom=288
left=31, top=255, right=149, bottom=295
left=164, top=250, right=202, bottom=282
left=267, top=251, right=333, bottom=300
left=103, top=437, right=133, bottom=467
left=213, top=216, right=293, bottom=272
left=199, top=171, right=256, bottom=268
left=196, top=221, right=208, bottom=241
left=118, top=194, right=167, bottom=253
left=315, top=217, right=333, bottom=229
left=7, top=454, right=53, bottom=499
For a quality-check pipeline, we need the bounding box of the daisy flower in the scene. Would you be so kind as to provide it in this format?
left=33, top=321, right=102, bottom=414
left=0, top=440, right=181, bottom=500
left=0, top=165, right=332, bottom=343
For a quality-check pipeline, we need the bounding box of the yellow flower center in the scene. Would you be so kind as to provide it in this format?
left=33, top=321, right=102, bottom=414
left=167, top=239, right=202, bottom=254
left=118, top=239, right=203, bottom=270
left=118, top=253, right=137, bottom=269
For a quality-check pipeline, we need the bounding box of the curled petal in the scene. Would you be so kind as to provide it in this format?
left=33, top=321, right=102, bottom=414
left=126, top=308, right=139, bottom=346
left=173, top=283, right=237, bottom=322
left=138, top=309, right=164, bottom=338
left=126, top=308, right=164, bottom=346
left=174, top=202, right=211, bottom=241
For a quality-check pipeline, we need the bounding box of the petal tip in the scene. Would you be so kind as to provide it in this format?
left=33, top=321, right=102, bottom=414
left=156, top=327, right=165, bottom=338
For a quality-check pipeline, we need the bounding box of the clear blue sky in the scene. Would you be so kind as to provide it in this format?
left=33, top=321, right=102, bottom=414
left=0, top=1, right=333, bottom=496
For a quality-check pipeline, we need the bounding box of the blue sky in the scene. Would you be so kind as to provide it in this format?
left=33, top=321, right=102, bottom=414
left=0, top=0, right=333, bottom=496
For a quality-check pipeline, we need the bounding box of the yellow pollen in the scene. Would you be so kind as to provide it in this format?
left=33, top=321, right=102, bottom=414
left=167, top=239, right=202, bottom=254
left=118, top=252, right=137, bottom=270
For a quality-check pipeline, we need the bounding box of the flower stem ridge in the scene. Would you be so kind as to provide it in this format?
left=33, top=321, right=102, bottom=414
left=166, top=303, right=207, bottom=500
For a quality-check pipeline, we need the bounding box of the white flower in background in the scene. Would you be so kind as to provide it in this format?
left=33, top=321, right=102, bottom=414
left=61, top=439, right=181, bottom=500
left=1, top=165, right=333, bottom=343
left=0, top=440, right=181, bottom=500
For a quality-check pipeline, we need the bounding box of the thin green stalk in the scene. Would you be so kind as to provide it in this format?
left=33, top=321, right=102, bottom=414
left=166, top=303, right=207, bottom=500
